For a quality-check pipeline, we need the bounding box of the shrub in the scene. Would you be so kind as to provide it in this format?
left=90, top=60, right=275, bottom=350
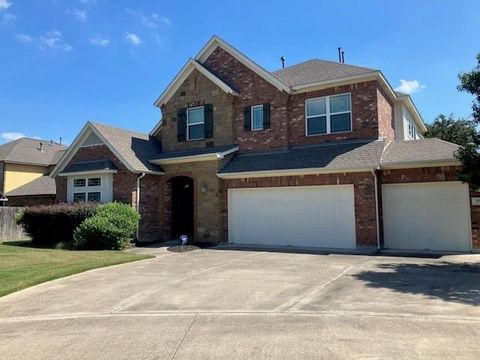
left=73, top=202, right=140, bottom=250
left=17, top=202, right=99, bottom=247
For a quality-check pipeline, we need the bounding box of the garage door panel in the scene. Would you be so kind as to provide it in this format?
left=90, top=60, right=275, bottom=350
left=383, top=182, right=471, bottom=251
left=229, top=185, right=356, bottom=249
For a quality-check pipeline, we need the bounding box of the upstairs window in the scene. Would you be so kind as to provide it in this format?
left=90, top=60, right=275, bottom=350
left=306, top=93, right=351, bottom=136
left=251, top=105, right=264, bottom=131
left=187, top=106, right=205, bottom=140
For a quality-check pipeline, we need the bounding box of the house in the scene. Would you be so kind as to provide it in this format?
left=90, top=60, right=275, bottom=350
left=51, top=36, right=480, bottom=252
left=0, top=138, right=66, bottom=206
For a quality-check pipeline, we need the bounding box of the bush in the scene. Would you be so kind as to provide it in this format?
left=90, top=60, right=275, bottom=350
left=73, top=202, right=140, bottom=250
left=17, top=202, right=99, bottom=247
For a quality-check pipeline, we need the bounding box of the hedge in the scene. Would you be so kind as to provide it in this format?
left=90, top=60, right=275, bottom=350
left=17, top=202, right=99, bottom=247
left=73, top=202, right=140, bottom=250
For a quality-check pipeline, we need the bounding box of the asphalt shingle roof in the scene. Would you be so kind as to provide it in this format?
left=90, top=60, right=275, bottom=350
left=272, top=59, right=376, bottom=88
left=220, top=139, right=385, bottom=174
left=5, top=175, right=56, bottom=196
left=381, top=138, right=460, bottom=165
left=0, top=138, right=66, bottom=166
left=62, top=159, right=117, bottom=174
left=90, top=123, right=163, bottom=173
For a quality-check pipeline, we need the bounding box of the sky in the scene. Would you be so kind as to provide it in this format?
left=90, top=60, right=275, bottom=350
left=0, top=0, right=479, bottom=145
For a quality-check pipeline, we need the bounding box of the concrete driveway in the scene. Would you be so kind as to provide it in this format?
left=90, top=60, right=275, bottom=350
left=0, top=247, right=479, bottom=359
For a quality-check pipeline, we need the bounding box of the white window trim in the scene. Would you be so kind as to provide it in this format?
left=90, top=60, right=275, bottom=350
left=251, top=104, right=264, bottom=131
left=187, top=105, right=205, bottom=141
left=305, top=93, right=352, bottom=136
left=67, top=173, right=113, bottom=203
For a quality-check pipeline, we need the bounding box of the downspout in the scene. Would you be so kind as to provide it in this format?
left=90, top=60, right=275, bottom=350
left=136, top=173, right=146, bottom=240
left=372, top=168, right=381, bottom=251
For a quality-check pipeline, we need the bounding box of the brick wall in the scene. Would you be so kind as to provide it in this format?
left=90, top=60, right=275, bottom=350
left=380, top=166, right=479, bottom=250
left=160, top=69, right=236, bottom=152
left=7, top=194, right=55, bottom=207
left=203, top=47, right=290, bottom=152
left=54, top=144, right=162, bottom=242
left=221, top=172, right=377, bottom=247
left=289, top=81, right=380, bottom=146
left=377, top=85, right=395, bottom=140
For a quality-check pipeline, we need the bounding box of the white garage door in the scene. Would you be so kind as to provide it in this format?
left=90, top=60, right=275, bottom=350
left=383, top=182, right=471, bottom=251
left=228, top=185, right=356, bottom=249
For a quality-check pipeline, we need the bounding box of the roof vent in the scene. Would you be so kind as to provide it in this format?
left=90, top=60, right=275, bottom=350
left=337, top=47, right=345, bottom=63
left=280, top=56, right=286, bottom=69
left=39, top=142, right=44, bottom=152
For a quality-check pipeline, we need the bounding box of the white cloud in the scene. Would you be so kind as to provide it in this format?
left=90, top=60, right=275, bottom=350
left=126, top=9, right=171, bottom=29
left=394, top=79, right=426, bottom=95
left=90, top=36, right=110, bottom=46
left=0, top=0, right=12, bottom=11
left=1, top=132, right=25, bottom=142
left=15, top=33, right=34, bottom=43
left=125, top=32, right=142, bottom=46
left=16, top=31, right=72, bottom=51
left=1, top=12, right=16, bottom=25
left=39, top=30, right=72, bottom=51
left=67, top=8, right=87, bottom=22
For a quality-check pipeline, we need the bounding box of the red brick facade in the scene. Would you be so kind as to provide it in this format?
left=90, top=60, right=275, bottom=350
left=221, top=172, right=378, bottom=247
left=200, top=48, right=395, bottom=152
left=54, top=145, right=161, bottom=242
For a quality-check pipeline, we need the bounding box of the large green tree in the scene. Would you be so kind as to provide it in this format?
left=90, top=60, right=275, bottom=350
left=425, top=114, right=477, bottom=147
left=455, top=53, right=480, bottom=189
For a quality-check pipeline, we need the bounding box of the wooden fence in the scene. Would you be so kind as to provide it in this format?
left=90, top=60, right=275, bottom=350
left=0, top=207, right=26, bottom=241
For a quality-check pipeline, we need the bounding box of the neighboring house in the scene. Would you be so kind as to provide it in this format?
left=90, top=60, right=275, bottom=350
left=51, top=36, right=480, bottom=252
left=0, top=138, right=66, bottom=206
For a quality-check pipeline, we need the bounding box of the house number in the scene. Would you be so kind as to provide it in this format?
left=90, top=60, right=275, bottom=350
left=472, top=198, right=480, bottom=206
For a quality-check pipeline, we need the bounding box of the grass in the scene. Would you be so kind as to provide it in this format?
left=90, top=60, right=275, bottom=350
left=0, top=241, right=153, bottom=297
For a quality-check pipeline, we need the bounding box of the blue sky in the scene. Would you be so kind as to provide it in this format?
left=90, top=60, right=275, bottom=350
left=0, top=0, right=479, bottom=144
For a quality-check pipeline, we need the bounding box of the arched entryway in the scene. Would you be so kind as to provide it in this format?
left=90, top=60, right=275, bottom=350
left=170, top=176, right=194, bottom=238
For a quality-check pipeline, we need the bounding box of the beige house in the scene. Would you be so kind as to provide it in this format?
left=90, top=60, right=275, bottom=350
left=0, top=138, right=66, bottom=206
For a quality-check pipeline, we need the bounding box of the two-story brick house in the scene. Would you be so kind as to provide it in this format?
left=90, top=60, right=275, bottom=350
left=51, top=36, right=479, bottom=252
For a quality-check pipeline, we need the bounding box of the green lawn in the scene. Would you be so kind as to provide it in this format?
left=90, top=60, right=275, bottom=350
left=0, top=241, right=153, bottom=297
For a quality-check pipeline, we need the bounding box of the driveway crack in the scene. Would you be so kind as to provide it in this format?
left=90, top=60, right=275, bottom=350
left=170, top=313, right=198, bottom=360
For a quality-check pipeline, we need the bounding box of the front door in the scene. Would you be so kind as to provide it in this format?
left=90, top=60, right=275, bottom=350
left=171, top=176, right=194, bottom=239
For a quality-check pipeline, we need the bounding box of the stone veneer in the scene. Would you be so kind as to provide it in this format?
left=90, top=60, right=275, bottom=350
left=160, top=69, right=235, bottom=152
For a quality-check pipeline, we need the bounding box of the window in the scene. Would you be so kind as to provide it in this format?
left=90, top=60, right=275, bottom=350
left=69, top=175, right=111, bottom=203
left=306, top=93, right=351, bottom=136
left=87, top=192, right=101, bottom=202
left=73, top=192, right=86, bottom=202
left=187, top=106, right=204, bottom=140
left=251, top=105, right=264, bottom=130
left=74, top=179, right=86, bottom=187
left=88, top=177, right=101, bottom=187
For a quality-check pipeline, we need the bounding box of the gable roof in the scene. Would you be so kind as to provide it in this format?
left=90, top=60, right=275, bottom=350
left=51, top=122, right=163, bottom=177
left=273, top=59, right=377, bottom=88
left=195, top=35, right=292, bottom=93
left=219, top=139, right=385, bottom=178
left=381, top=138, right=460, bottom=167
left=0, top=138, right=66, bottom=166
left=5, top=175, right=56, bottom=197
left=153, top=58, right=239, bottom=109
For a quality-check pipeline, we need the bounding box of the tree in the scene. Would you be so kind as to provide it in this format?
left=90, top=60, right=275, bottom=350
left=455, top=53, right=480, bottom=189
left=425, top=114, right=477, bottom=147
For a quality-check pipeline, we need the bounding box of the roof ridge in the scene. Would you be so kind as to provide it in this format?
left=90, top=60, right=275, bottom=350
left=89, top=121, right=151, bottom=138
left=272, top=58, right=377, bottom=74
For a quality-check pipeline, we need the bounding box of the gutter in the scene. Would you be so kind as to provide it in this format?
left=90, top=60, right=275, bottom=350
left=372, top=168, right=381, bottom=251
left=135, top=173, right=146, bottom=240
